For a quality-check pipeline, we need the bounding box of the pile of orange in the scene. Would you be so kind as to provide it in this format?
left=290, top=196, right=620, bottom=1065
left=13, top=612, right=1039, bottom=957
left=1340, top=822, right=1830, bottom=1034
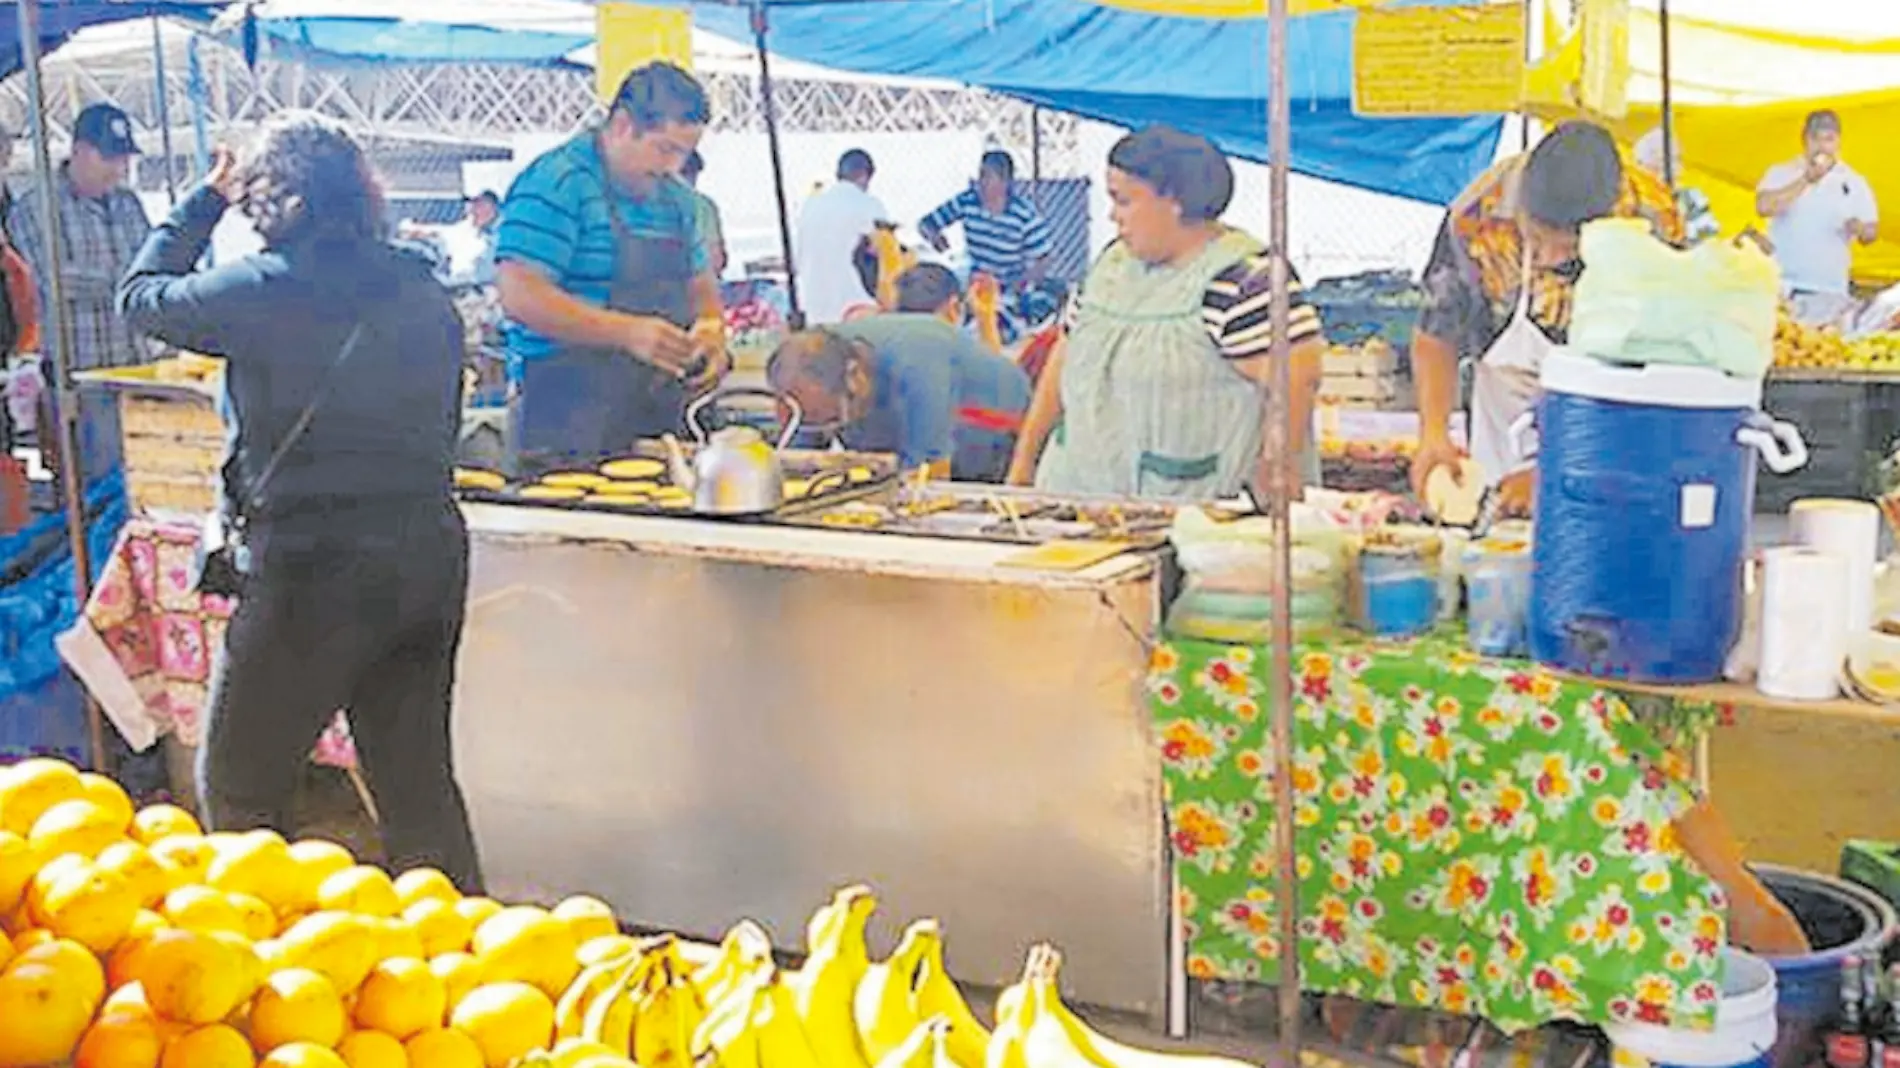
left=0, top=757, right=632, bottom=1068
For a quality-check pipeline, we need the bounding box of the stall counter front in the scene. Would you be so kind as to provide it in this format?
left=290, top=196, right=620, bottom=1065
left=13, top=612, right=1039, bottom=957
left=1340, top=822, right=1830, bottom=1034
left=453, top=501, right=1172, bottom=1015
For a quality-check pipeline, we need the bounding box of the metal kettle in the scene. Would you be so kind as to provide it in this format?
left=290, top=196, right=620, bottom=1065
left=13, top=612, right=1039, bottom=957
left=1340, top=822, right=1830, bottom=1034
left=663, top=388, right=803, bottom=515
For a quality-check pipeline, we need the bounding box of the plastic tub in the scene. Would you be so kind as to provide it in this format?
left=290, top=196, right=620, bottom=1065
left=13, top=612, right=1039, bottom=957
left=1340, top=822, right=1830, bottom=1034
left=1604, top=949, right=1777, bottom=1068
left=1755, top=864, right=1898, bottom=1067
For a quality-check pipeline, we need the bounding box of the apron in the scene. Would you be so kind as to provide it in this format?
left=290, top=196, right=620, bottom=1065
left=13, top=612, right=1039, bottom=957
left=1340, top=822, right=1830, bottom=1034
left=508, top=156, right=695, bottom=476
left=1468, top=250, right=1556, bottom=486
left=1037, top=230, right=1320, bottom=500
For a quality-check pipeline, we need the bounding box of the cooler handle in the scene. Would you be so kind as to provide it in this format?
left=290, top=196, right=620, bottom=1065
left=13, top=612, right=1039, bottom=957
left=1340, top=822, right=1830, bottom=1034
left=1507, top=410, right=1540, bottom=465
left=1736, top=417, right=1808, bottom=475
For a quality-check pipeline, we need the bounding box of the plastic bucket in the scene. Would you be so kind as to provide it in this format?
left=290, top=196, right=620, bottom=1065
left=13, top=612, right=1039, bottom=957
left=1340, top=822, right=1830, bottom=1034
left=1605, top=949, right=1777, bottom=1068
left=1754, top=865, right=1898, bottom=1066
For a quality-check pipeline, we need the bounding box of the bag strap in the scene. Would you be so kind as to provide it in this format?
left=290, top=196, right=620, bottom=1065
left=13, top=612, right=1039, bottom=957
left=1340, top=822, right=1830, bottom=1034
left=237, top=322, right=366, bottom=519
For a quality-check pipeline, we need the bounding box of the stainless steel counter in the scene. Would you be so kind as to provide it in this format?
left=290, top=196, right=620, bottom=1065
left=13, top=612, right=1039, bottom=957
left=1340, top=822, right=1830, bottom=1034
left=452, top=502, right=1171, bottom=1014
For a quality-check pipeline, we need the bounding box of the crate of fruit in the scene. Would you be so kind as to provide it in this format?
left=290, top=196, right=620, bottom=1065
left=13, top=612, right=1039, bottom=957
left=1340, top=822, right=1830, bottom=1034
left=77, top=356, right=224, bottom=519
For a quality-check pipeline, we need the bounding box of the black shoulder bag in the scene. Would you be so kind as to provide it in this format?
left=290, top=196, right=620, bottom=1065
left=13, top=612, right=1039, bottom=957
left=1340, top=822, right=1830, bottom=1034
left=193, top=323, right=366, bottom=596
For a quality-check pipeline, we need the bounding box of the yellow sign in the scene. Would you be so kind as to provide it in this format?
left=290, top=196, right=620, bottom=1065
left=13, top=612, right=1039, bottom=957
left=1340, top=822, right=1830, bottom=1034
left=1351, top=3, right=1526, bottom=117
left=1088, top=0, right=1392, bottom=16
left=594, top=3, right=694, bottom=104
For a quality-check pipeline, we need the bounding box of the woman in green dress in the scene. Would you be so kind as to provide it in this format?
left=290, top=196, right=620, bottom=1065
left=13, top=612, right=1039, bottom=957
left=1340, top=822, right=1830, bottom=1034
left=1006, top=125, right=1326, bottom=500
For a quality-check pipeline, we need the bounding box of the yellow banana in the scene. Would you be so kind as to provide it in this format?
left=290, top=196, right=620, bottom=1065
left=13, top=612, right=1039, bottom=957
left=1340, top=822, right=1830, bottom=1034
left=987, top=946, right=1055, bottom=1068
left=695, top=967, right=772, bottom=1068
left=854, top=919, right=939, bottom=1063
left=697, top=919, right=776, bottom=1007
left=756, top=971, right=825, bottom=1068
left=549, top=1037, right=624, bottom=1068
left=1028, top=948, right=1259, bottom=1068
left=791, top=885, right=877, bottom=1068
left=558, top=951, right=641, bottom=1040
left=912, top=926, right=991, bottom=1068
left=583, top=949, right=656, bottom=1056
left=873, top=1016, right=956, bottom=1068
left=635, top=937, right=707, bottom=1068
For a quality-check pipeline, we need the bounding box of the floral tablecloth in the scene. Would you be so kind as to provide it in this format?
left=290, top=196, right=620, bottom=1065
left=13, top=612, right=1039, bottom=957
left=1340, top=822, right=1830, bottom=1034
left=55, top=519, right=356, bottom=768
left=1150, top=632, right=1727, bottom=1034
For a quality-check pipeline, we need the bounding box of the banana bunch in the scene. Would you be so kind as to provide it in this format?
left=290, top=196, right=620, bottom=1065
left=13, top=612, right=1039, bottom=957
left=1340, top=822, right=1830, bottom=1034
left=875, top=1016, right=961, bottom=1068
left=789, top=885, right=878, bottom=1068
left=991, top=945, right=1259, bottom=1068
left=1846, top=332, right=1900, bottom=371
left=541, top=933, right=710, bottom=1067
left=854, top=919, right=991, bottom=1068
left=692, top=962, right=826, bottom=1068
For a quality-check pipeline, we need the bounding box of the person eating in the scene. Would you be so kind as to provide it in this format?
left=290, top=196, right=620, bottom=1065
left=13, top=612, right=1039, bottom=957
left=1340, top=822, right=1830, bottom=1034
left=767, top=264, right=1029, bottom=483
left=1006, top=125, right=1325, bottom=501
left=494, top=62, right=729, bottom=476
left=1756, top=110, right=1879, bottom=327
left=1408, top=120, right=1682, bottom=517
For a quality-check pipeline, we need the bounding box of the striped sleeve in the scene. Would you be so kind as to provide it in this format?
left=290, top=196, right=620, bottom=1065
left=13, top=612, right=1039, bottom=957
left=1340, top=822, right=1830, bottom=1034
left=920, top=190, right=971, bottom=234
left=1020, top=201, right=1054, bottom=259
left=496, top=157, right=585, bottom=279
left=1202, top=252, right=1325, bottom=360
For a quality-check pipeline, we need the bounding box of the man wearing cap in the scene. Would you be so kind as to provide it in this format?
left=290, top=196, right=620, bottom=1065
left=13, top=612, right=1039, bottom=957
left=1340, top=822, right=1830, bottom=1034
left=8, top=102, right=155, bottom=483
left=446, top=190, right=501, bottom=290
left=1757, top=109, right=1879, bottom=326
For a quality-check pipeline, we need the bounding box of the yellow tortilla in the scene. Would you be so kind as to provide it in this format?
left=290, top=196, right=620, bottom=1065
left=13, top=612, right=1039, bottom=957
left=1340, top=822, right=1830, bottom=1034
left=518, top=485, right=585, bottom=502
left=783, top=479, right=812, bottom=499
left=600, top=479, right=661, bottom=494
left=586, top=493, right=650, bottom=508
left=600, top=457, right=667, bottom=480
left=848, top=467, right=875, bottom=483
left=454, top=468, right=506, bottom=492
left=541, top=471, right=610, bottom=490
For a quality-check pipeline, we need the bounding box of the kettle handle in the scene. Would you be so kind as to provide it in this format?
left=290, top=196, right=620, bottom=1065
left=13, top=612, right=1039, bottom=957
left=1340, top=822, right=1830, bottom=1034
left=684, top=387, right=803, bottom=450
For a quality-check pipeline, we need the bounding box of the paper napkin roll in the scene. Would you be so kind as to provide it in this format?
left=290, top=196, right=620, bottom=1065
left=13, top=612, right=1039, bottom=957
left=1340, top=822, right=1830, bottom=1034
left=1790, top=498, right=1880, bottom=635
left=1757, top=546, right=1850, bottom=701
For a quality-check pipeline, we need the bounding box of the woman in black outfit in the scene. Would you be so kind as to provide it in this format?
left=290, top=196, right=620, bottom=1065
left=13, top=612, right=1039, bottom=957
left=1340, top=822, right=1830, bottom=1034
left=117, top=115, right=482, bottom=892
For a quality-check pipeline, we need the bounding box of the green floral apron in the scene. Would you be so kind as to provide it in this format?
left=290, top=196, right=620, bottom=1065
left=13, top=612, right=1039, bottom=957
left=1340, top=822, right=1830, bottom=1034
left=1037, top=229, right=1319, bottom=499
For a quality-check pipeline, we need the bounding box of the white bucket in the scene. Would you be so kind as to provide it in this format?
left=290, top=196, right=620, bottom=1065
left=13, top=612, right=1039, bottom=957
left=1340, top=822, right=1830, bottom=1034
left=1606, top=950, right=1778, bottom=1068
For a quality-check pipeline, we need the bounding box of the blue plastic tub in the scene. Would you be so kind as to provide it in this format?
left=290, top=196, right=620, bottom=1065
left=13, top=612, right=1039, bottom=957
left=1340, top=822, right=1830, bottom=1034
left=1755, top=865, right=1897, bottom=1067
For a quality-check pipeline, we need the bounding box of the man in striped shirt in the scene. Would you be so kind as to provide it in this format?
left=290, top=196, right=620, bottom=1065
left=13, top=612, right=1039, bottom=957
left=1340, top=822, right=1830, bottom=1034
left=920, top=150, right=1061, bottom=336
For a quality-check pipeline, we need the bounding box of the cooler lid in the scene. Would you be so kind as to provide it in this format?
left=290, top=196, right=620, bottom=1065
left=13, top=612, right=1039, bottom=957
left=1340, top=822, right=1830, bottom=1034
left=1539, top=348, right=1763, bottom=410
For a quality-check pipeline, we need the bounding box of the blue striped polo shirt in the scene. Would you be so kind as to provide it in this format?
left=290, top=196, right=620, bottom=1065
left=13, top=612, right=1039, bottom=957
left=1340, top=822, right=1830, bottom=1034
left=919, top=184, right=1052, bottom=285
left=496, top=130, right=708, bottom=377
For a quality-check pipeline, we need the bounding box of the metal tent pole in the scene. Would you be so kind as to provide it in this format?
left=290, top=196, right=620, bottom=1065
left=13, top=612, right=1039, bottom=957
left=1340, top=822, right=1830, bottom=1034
left=17, top=0, right=106, bottom=773
left=152, top=14, right=179, bottom=203
left=1659, top=0, right=1676, bottom=190
left=749, top=0, right=803, bottom=329
left=1266, top=0, right=1302, bottom=1060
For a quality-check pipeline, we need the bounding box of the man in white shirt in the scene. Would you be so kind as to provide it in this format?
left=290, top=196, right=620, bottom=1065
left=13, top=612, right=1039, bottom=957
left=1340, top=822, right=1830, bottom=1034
left=794, top=148, right=889, bottom=324
left=1756, top=110, right=1879, bottom=325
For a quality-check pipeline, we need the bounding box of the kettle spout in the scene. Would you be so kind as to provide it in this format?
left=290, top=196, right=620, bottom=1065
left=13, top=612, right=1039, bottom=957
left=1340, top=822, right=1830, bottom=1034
left=661, top=433, right=695, bottom=492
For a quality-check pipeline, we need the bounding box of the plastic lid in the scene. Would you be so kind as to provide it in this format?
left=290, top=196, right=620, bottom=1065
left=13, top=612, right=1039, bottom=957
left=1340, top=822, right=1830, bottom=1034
left=1540, top=348, right=1763, bottom=410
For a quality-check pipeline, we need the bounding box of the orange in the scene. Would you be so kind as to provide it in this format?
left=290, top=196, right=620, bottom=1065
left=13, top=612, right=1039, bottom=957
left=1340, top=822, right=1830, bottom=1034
left=12, top=927, right=52, bottom=951
left=403, top=1029, right=483, bottom=1068
left=429, top=954, right=482, bottom=1011
left=74, top=1009, right=167, bottom=1068
left=149, top=836, right=216, bottom=891
left=261, top=1043, right=349, bottom=1068
left=206, top=831, right=300, bottom=914
left=77, top=773, right=136, bottom=832
left=447, top=982, right=554, bottom=1068
left=103, top=979, right=157, bottom=1020
left=318, top=867, right=401, bottom=918
left=160, top=1023, right=255, bottom=1068
left=550, top=897, right=617, bottom=946
left=0, top=831, right=32, bottom=915
left=229, top=892, right=278, bottom=941
left=29, top=797, right=126, bottom=861
left=336, top=1030, right=408, bottom=1068
left=130, top=805, right=202, bottom=846
left=30, top=859, right=139, bottom=954
left=278, top=912, right=380, bottom=994
left=402, top=899, right=472, bottom=958
left=450, top=898, right=502, bottom=930
left=108, top=915, right=168, bottom=990
left=249, top=968, right=347, bottom=1054
left=286, top=841, right=355, bottom=915
left=96, top=841, right=171, bottom=909
left=0, top=956, right=104, bottom=1067
left=392, top=870, right=458, bottom=912
left=162, top=885, right=248, bottom=936
left=130, top=928, right=258, bottom=1025
left=355, top=957, right=447, bottom=1041
left=373, top=918, right=425, bottom=963
left=470, top=907, right=577, bottom=1000
left=0, top=758, right=85, bottom=836
left=14, top=936, right=108, bottom=1008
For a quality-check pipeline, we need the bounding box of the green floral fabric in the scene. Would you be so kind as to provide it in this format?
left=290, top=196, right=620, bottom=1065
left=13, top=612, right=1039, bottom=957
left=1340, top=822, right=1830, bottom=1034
left=1149, top=631, right=1727, bottom=1034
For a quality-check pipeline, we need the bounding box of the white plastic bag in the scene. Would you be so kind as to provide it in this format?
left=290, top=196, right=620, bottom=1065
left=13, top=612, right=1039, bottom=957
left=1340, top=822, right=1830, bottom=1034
left=1569, top=218, right=1781, bottom=378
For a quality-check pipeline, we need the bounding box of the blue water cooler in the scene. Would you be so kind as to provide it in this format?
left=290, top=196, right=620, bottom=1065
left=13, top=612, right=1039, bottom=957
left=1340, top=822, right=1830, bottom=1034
left=1514, top=350, right=1808, bottom=683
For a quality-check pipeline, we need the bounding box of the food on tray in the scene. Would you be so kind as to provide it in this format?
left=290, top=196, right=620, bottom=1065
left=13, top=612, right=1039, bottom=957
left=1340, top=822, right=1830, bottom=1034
left=454, top=468, right=507, bottom=492
left=819, top=505, right=885, bottom=528
left=784, top=479, right=812, bottom=499
left=848, top=467, right=875, bottom=483
left=599, top=457, right=667, bottom=480
left=151, top=352, right=224, bottom=383
left=540, top=472, right=610, bottom=490
left=519, top=485, right=585, bottom=502
left=585, top=494, right=649, bottom=508
left=596, top=480, right=660, bottom=495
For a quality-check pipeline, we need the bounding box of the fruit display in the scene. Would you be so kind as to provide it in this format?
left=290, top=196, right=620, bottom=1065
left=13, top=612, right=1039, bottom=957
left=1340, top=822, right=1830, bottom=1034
left=0, top=758, right=1260, bottom=1068
left=1773, top=310, right=1900, bottom=371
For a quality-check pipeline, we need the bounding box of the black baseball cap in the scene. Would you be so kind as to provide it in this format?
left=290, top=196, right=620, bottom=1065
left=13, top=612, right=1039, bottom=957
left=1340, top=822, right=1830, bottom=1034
left=73, top=103, right=140, bottom=158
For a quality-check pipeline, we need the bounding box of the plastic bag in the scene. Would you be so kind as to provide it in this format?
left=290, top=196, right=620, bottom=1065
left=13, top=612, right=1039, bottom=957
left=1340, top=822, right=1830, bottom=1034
left=1569, top=218, right=1781, bottom=378
left=1165, top=506, right=1352, bottom=641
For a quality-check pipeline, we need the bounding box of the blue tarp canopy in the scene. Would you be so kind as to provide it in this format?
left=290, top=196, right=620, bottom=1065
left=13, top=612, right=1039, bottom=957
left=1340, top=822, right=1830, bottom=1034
left=1, top=2, right=225, bottom=79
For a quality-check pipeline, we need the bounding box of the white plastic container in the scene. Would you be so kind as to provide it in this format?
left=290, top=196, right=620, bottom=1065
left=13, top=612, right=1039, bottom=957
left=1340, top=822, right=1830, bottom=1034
left=1605, top=949, right=1778, bottom=1068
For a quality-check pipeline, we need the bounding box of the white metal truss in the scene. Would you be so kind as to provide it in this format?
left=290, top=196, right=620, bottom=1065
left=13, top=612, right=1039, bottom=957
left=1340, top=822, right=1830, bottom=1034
left=0, top=31, right=1082, bottom=185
